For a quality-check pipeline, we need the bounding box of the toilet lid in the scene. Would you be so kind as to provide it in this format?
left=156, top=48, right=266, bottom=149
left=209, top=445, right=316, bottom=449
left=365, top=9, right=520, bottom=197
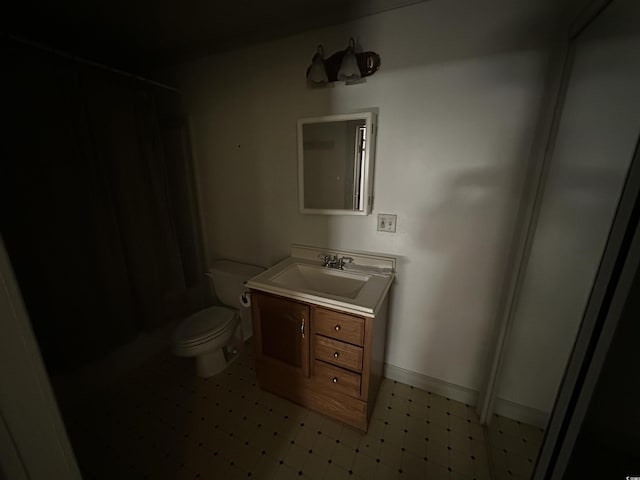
left=174, top=306, right=237, bottom=345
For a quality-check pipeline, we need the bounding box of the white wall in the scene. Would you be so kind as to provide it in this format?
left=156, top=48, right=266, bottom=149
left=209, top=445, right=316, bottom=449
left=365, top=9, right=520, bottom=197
left=178, top=0, right=561, bottom=398
left=496, top=2, right=640, bottom=414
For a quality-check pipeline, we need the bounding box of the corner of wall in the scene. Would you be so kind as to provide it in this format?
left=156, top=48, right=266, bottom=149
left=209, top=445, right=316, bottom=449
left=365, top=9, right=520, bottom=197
left=384, top=362, right=550, bottom=428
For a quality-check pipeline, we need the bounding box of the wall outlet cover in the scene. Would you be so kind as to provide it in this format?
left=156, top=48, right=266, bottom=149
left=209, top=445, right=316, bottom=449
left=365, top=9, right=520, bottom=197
left=377, top=214, right=397, bottom=233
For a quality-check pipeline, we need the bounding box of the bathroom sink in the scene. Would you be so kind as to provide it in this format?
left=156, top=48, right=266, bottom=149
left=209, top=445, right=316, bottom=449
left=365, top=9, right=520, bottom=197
left=270, top=263, right=370, bottom=299
left=246, top=245, right=396, bottom=316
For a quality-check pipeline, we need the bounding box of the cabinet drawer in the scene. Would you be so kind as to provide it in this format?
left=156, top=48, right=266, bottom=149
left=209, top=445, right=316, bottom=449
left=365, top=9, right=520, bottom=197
left=315, top=335, right=363, bottom=372
left=314, top=361, right=361, bottom=398
left=313, top=308, right=364, bottom=346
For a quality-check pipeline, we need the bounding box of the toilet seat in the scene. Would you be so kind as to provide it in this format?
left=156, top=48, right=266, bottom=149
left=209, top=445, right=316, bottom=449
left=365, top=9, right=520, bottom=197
left=174, top=306, right=238, bottom=347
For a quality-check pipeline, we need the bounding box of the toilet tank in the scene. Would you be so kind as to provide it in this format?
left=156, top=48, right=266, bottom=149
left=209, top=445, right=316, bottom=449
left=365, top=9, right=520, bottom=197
left=209, top=260, right=264, bottom=307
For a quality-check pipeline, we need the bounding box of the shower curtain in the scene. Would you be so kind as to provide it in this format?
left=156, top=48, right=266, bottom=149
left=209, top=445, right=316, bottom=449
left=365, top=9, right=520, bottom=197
left=1, top=40, right=206, bottom=373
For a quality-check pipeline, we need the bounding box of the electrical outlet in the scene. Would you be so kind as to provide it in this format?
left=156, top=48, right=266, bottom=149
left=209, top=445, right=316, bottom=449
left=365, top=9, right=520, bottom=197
left=377, top=214, right=397, bottom=233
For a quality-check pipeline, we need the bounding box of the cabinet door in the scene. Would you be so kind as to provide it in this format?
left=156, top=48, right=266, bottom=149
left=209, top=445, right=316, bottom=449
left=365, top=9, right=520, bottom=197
left=253, top=292, right=310, bottom=377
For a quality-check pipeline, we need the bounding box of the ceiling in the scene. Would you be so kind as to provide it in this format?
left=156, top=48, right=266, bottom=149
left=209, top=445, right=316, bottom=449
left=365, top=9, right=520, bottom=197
left=3, top=0, right=427, bottom=73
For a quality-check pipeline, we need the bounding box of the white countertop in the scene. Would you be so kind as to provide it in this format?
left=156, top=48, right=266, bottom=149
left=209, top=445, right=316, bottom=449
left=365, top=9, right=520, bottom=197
left=246, top=256, right=395, bottom=318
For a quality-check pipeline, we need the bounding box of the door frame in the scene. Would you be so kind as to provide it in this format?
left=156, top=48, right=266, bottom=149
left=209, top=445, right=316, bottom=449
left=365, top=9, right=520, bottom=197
left=533, top=135, right=640, bottom=479
left=0, top=236, right=81, bottom=480
left=477, top=0, right=616, bottom=425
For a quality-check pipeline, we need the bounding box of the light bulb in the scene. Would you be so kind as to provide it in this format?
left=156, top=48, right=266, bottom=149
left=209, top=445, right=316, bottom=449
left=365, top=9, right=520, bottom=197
left=337, top=38, right=361, bottom=82
left=307, top=45, right=328, bottom=87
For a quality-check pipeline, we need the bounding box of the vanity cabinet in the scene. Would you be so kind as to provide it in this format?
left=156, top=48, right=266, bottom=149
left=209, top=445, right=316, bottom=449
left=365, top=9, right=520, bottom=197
left=252, top=293, right=310, bottom=378
left=251, top=290, right=389, bottom=431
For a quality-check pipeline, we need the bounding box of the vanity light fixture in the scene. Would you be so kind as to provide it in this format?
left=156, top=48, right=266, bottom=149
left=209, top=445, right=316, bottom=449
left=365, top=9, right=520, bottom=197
left=306, top=37, right=380, bottom=88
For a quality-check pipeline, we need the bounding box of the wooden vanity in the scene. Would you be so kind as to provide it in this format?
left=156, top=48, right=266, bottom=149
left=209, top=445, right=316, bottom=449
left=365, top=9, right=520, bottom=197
left=250, top=290, right=390, bottom=431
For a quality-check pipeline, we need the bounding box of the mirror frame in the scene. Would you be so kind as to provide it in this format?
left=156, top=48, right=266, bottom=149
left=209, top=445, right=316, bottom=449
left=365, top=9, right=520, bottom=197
left=297, top=111, right=376, bottom=215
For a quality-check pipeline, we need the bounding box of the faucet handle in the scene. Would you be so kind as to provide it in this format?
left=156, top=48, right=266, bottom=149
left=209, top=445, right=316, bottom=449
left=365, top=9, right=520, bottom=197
left=338, top=256, right=354, bottom=269
left=318, top=254, right=332, bottom=266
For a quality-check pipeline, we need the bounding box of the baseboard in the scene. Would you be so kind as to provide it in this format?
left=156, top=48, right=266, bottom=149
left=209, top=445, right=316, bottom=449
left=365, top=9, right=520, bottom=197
left=383, top=363, right=549, bottom=428
left=493, top=397, right=549, bottom=428
left=383, top=363, right=479, bottom=406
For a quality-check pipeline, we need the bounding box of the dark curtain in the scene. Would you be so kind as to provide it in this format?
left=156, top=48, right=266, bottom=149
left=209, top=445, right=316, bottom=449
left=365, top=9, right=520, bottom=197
left=1, top=39, right=207, bottom=373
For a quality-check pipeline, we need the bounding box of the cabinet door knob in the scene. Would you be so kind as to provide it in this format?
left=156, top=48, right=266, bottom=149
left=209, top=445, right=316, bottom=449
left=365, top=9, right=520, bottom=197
left=332, top=377, right=338, bottom=383
left=301, top=318, right=305, bottom=338
left=333, top=352, right=339, bottom=358
left=334, top=325, right=341, bottom=331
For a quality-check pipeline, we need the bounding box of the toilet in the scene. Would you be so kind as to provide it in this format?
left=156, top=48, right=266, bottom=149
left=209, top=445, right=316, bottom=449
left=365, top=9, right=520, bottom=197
left=172, top=260, right=264, bottom=378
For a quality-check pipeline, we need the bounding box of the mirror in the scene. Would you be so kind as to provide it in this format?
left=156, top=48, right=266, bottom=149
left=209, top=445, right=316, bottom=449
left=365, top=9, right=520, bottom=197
left=297, top=112, right=376, bottom=215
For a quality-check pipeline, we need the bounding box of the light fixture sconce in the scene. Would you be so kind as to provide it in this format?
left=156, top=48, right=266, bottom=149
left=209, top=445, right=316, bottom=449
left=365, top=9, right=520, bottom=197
left=306, top=37, right=380, bottom=87
left=307, top=45, right=329, bottom=87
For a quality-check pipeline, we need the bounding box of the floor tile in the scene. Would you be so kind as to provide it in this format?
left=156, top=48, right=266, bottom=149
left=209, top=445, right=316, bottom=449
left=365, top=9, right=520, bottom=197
left=322, top=462, right=351, bottom=480
left=330, top=442, right=357, bottom=470
left=486, top=414, right=544, bottom=480
left=56, top=342, right=547, bottom=480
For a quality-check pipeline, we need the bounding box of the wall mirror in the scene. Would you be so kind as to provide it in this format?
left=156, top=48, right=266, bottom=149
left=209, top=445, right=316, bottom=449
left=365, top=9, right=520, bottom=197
left=297, top=111, right=376, bottom=215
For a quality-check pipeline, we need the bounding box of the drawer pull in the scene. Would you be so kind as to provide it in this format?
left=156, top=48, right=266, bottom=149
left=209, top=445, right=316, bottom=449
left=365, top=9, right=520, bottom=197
left=315, top=360, right=361, bottom=397
left=333, top=352, right=339, bottom=358
left=314, top=309, right=364, bottom=346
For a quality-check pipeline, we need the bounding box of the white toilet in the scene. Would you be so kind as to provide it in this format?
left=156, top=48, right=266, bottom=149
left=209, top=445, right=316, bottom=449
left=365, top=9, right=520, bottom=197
left=172, top=260, right=264, bottom=378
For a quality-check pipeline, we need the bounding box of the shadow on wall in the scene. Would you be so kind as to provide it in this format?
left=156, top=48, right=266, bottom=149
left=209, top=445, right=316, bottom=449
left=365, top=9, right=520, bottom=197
left=298, top=0, right=567, bottom=75
left=180, top=0, right=565, bottom=409
left=409, top=165, right=521, bottom=385
left=495, top=10, right=640, bottom=414
left=497, top=163, right=638, bottom=410
left=183, top=0, right=566, bottom=271
left=189, top=67, right=336, bottom=269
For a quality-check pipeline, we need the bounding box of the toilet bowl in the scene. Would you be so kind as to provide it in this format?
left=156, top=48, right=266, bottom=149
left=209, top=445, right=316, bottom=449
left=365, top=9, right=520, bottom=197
left=172, top=260, right=264, bottom=378
left=173, top=306, right=239, bottom=377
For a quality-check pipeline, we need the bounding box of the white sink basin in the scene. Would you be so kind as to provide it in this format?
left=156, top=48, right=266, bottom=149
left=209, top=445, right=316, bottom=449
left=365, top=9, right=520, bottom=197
left=271, top=263, right=370, bottom=299
left=246, top=246, right=396, bottom=316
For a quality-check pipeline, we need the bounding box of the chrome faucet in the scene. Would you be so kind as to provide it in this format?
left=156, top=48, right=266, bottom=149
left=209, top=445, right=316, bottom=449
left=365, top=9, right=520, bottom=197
left=319, top=254, right=354, bottom=270
left=319, top=254, right=336, bottom=267
left=337, top=256, right=354, bottom=269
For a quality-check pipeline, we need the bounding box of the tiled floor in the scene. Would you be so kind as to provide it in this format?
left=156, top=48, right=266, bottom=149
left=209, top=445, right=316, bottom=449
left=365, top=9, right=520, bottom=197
left=485, top=415, right=544, bottom=480
left=59, top=344, right=542, bottom=480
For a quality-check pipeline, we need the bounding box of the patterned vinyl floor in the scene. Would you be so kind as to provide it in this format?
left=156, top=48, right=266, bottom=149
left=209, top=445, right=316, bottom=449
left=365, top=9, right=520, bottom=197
left=60, top=345, right=543, bottom=480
